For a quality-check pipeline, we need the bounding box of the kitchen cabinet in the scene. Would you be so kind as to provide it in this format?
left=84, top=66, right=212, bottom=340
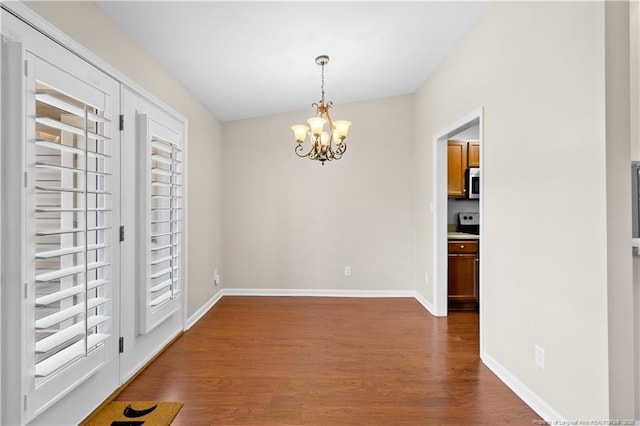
left=448, top=239, right=479, bottom=311
left=468, top=141, right=480, bottom=167
left=447, top=140, right=467, bottom=198
left=447, top=140, right=480, bottom=198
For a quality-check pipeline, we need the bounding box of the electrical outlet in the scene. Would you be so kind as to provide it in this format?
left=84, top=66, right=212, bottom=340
left=213, top=270, right=220, bottom=286
left=344, top=266, right=351, bottom=277
left=424, top=273, right=429, bottom=284
left=534, top=345, right=545, bottom=369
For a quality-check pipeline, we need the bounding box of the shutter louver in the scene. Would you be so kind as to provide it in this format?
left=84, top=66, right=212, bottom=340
left=138, top=115, right=182, bottom=334
left=31, top=81, right=113, bottom=383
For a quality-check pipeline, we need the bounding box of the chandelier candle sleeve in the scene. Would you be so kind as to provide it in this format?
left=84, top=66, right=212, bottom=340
left=320, top=132, right=329, bottom=147
left=307, top=117, right=326, bottom=136
left=291, top=125, right=309, bottom=142
left=291, top=55, right=352, bottom=165
left=333, top=120, right=352, bottom=142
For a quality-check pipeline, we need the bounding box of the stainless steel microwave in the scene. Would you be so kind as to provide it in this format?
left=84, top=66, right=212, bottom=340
left=467, top=167, right=480, bottom=199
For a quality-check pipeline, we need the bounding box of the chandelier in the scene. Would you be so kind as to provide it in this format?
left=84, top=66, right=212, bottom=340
left=291, top=55, right=352, bottom=165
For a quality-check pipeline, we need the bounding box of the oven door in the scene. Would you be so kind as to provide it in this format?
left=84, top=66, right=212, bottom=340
left=467, top=168, right=480, bottom=199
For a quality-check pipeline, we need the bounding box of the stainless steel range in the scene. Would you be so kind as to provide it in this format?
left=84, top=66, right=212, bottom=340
left=457, top=212, right=479, bottom=235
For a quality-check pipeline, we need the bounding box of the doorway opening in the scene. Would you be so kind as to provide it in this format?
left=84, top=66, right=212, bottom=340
left=432, top=108, right=483, bottom=350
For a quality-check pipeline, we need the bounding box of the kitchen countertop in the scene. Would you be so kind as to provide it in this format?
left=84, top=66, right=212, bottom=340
left=448, top=232, right=480, bottom=240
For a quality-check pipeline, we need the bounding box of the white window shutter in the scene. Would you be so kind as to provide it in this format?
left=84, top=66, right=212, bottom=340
left=24, top=54, right=119, bottom=418
left=137, top=114, right=182, bottom=335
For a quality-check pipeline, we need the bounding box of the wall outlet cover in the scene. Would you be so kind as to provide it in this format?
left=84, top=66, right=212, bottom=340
left=534, top=344, right=545, bottom=369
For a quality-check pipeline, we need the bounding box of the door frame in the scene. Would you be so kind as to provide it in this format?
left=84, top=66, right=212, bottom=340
left=432, top=107, right=484, bottom=349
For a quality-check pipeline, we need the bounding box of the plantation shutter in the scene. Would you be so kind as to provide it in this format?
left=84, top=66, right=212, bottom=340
left=25, top=55, right=118, bottom=411
left=138, top=114, right=182, bottom=334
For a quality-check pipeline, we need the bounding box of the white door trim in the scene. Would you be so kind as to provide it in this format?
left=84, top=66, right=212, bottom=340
left=431, top=107, right=484, bottom=349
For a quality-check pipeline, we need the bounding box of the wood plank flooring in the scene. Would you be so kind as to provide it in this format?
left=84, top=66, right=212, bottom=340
left=116, top=297, right=540, bottom=425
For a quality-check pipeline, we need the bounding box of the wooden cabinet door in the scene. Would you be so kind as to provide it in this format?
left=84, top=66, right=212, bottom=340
left=468, top=141, right=480, bottom=167
left=448, top=240, right=479, bottom=310
left=447, top=140, right=467, bottom=198
left=448, top=254, right=478, bottom=301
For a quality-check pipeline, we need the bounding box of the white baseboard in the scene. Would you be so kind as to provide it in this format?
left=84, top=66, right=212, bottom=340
left=412, top=291, right=436, bottom=315
left=481, top=350, right=565, bottom=422
left=122, top=328, right=182, bottom=383
left=185, top=288, right=434, bottom=329
left=222, top=288, right=420, bottom=299
left=185, top=288, right=224, bottom=329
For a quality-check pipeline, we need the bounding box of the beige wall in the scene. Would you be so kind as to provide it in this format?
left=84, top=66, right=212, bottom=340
left=222, top=95, right=417, bottom=292
left=24, top=1, right=224, bottom=318
left=414, top=1, right=620, bottom=419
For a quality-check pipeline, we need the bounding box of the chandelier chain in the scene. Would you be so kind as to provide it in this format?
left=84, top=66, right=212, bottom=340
left=320, top=62, right=325, bottom=105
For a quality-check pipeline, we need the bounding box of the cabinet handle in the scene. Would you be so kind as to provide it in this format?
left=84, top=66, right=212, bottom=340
left=460, top=245, right=465, bottom=249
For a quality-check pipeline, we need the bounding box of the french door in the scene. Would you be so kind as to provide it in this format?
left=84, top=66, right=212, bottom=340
left=2, top=7, right=185, bottom=424
left=119, top=87, right=184, bottom=383
left=22, top=50, right=120, bottom=421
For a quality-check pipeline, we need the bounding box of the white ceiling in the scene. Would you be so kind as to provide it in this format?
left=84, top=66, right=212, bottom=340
left=95, top=1, right=489, bottom=122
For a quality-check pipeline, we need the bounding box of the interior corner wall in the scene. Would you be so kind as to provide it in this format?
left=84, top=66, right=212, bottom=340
left=23, top=1, right=224, bottom=318
left=605, top=2, right=635, bottom=418
left=413, top=1, right=611, bottom=419
left=222, top=95, right=417, bottom=293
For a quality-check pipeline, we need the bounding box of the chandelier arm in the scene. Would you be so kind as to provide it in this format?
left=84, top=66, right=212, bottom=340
left=332, top=142, right=347, bottom=160
left=338, top=142, right=347, bottom=154
left=295, top=141, right=315, bottom=158
left=309, top=139, right=322, bottom=161
left=325, top=113, right=335, bottom=144
left=321, top=142, right=332, bottom=162
left=324, top=147, right=333, bottom=161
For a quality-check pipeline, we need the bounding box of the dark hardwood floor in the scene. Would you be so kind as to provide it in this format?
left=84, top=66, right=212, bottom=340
left=116, top=296, right=540, bottom=425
